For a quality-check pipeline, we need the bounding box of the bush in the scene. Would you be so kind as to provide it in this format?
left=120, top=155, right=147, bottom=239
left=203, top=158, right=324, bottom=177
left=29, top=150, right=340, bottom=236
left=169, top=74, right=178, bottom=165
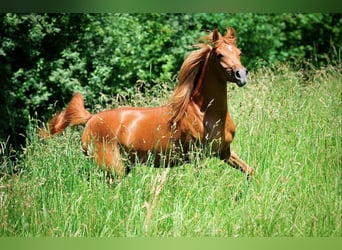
left=0, top=13, right=341, bottom=149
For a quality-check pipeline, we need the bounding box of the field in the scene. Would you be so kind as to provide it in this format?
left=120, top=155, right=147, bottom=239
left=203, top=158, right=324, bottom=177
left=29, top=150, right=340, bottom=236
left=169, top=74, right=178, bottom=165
left=0, top=64, right=341, bottom=236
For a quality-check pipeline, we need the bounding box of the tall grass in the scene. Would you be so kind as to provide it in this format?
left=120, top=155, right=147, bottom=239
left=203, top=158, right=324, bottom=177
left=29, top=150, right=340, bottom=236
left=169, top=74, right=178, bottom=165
left=0, top=64, right=341, bottom=236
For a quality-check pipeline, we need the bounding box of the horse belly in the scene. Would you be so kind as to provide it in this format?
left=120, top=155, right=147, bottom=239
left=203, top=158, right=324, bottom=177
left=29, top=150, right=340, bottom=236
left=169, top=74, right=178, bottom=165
left=121, top=112, right=173, bottom=152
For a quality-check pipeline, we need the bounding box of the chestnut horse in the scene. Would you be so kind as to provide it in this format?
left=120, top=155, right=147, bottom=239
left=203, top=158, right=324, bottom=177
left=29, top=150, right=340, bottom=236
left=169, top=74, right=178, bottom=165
left=43, top=28, right=254, bottom=177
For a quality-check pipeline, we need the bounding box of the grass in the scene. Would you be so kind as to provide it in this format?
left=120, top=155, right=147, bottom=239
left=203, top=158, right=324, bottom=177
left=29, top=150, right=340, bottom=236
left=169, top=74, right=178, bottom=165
left=0, top=64, right=341, bottom=236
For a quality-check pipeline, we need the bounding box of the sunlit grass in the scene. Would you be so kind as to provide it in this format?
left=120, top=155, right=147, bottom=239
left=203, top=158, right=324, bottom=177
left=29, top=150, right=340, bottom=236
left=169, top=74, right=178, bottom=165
left=0, top=64, right=341, bottom=236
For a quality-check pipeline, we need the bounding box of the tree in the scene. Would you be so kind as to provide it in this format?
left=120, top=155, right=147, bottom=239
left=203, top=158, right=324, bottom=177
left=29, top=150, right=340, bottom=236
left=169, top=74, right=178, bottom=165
left=0, top=13, right=340, bottom=151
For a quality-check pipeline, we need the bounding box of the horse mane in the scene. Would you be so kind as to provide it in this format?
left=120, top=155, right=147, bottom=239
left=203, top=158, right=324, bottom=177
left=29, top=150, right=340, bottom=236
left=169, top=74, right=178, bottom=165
left=170, top=43, right=212, bottom=123
left=169, top=30, right=237, bottom=123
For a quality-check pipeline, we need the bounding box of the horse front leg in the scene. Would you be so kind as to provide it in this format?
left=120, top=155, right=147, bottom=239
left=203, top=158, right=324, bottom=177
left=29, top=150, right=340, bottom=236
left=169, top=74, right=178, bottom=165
left=221, top=148, right=254, bottom=177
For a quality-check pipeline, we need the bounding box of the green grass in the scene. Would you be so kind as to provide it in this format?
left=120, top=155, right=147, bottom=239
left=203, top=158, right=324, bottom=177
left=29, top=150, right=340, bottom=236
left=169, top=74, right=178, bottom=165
left=0, top=64, right=341, bottom=236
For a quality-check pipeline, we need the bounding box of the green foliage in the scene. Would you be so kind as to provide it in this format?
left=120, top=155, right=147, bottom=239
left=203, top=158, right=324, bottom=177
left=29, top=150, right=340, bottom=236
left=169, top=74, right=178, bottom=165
left=0, top=13, right=341, bottom=147
left=0, top=14, right=89, bottom=146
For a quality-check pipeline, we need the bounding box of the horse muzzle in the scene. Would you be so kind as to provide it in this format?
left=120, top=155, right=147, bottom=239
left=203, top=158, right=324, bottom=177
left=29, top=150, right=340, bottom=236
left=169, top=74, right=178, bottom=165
left=234, top=68, right=248, bottom=87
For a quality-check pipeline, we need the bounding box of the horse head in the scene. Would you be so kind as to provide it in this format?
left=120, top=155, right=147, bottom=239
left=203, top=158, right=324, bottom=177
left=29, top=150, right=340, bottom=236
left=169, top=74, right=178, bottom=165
left=211, top=27, right=248, bottom=87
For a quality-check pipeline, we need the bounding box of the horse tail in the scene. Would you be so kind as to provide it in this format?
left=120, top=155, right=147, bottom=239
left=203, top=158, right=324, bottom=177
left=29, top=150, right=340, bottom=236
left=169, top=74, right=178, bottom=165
left=40, top=92, right=92, bottom=138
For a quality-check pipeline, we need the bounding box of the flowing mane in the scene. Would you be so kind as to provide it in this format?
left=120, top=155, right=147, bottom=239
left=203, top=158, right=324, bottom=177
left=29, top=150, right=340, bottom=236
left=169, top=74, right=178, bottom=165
left=170, top=43, right=212, bottom=123
left=170, top=31, right=237, bottom=123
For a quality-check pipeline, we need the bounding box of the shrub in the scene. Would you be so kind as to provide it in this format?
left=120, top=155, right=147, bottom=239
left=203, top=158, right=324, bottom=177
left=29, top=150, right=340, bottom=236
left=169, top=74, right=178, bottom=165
left=0, top=13, right=340, bottom=149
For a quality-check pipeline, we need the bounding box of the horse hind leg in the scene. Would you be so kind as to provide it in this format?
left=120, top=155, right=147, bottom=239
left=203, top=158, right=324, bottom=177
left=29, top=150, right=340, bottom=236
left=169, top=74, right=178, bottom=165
left=94, top=141, right=127, bottom=179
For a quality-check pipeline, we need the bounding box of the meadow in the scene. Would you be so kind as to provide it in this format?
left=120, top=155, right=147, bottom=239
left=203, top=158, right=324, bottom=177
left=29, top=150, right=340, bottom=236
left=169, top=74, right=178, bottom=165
left=0, top=64, right=341, bottom=236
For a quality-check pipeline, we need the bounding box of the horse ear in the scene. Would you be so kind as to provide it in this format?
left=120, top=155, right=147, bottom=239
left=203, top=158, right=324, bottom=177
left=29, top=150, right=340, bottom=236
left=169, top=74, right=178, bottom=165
left=225, top=27, right=236, bottom=44
left=212, top=29, right=222, bottom=42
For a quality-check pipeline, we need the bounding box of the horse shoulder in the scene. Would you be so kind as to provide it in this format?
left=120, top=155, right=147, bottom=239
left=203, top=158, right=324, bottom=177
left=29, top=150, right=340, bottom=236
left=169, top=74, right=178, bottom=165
left=178, top=102, right=205, bottom=141
left=224, top=112, right=235, bottom=143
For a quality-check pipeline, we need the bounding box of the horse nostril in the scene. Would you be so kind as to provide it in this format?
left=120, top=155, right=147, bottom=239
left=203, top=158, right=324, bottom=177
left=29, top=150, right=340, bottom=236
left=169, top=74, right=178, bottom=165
left=235, top=69, right=248, bottom=79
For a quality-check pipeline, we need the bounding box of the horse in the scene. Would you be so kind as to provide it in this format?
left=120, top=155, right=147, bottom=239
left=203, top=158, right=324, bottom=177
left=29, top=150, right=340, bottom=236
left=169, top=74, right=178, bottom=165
left=42, top=27, right=254, bottom=178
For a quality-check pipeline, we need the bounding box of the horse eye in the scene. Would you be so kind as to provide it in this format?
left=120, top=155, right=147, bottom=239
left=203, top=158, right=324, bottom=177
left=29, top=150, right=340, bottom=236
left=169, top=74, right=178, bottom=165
left=217, top=54, right=224, bottom=60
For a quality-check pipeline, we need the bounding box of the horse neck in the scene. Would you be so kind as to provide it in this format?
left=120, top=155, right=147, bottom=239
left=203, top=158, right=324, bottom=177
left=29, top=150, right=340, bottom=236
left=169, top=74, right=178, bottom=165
left=191, top=53, right=228, bottom=117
